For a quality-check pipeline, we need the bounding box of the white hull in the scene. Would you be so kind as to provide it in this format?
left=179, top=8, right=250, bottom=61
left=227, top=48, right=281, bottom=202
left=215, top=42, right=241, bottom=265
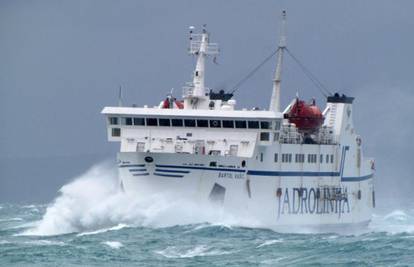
left=118, top=151, right=374, bottom=228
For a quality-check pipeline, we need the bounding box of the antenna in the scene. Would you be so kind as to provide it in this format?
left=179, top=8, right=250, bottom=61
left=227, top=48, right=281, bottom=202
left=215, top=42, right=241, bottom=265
left=185, top=25, right=219, bottom=102
left=269, top=10, right=287, bottom=112
left=118, top=85, right=123, bottom=107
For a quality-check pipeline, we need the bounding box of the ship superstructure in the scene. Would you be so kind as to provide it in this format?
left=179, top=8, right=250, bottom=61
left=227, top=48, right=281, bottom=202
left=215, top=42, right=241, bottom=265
left=102, top=12, right=375, bottom=228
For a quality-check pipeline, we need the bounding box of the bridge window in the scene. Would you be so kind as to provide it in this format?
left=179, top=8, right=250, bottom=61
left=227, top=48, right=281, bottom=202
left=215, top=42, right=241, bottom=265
left=320, top=154, right=323, bottom=163
left=274, top=153, right=278, bottom=162
left=248, top=121, right=259, bottom=129
left=235, top=120, right=247, bottom=128
left=133, top=118, right=145, bottom=126
left=326, top=154, right=329, bottom=163
left=260, top=121, right=270, bottom=129
left=184, top=119, right=196, bottom=127
left=330, top=154, right=334, bottom=163
left=197, top=119, right=208, bottom=127
left=109, top=117, right=118, bottom=125
left=222, top=120, right=234, bottom=128
left=122, top=117, right=133, bottom=125
left=209, top=120, right=221, bottom=128
left=260, top=132, right=270, bottom=141
left=171, top=119, right=183, bottom=127
left=146, top=118, right=158, bottom=126
left=159, top=118, right=170, bottom=126
left=111, top=128, right=121, bottom=137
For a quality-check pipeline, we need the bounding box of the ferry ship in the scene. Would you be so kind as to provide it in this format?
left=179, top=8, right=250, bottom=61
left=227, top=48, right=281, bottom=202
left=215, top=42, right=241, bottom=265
left=102, top=12, right=375, bottom=228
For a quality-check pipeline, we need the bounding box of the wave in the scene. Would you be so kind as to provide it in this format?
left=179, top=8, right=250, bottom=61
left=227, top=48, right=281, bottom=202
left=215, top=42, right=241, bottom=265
left=0, top=217, right=23, bottom=222
left=23, top=240, right=66, bottom=246
left=155, top=245, right=234, bottom=258
left=256, top=239, right=283, bottom=248
left=102, top=241, right=123, bottom=249
left=368, top=209, right=414, bottom=235
left=22, top=162, right=257, bottom=236
left=383, top=210, right=408, bottom=221
left=77, top=223, right=129, bottom=237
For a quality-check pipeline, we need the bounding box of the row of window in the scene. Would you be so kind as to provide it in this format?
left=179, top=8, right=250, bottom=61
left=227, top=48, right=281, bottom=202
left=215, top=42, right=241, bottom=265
left=109, top=117, right=277, bottom=130
left=274, top=153, right=334, bottom=164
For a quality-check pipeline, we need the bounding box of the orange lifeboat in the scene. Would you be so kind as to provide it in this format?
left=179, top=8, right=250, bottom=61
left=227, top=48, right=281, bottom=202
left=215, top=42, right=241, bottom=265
left=284, top=98, right=324, bottom=133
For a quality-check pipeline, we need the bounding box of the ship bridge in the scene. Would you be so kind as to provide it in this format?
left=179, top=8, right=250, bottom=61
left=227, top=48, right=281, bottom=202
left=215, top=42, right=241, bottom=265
left=102, top=107, right=283, bottom=158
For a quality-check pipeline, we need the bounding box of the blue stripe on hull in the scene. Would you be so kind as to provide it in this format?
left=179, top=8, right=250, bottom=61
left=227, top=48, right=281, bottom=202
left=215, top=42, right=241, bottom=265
left=154, top=172, right=184, bottom=178
left=341, top=174, right=373, bottom=182
left=119, top=164, right=145, bottom=168
left=155, top=164, right=245, bottom=173
left=247, top=170, right=340, bottom=177
left=248, top=170, right=373, bottom=182
left=132, top=173, right=149, bottom=176
left=121, top=163, right=373, bottom=182
left=154, top=168, right=190, bottom=174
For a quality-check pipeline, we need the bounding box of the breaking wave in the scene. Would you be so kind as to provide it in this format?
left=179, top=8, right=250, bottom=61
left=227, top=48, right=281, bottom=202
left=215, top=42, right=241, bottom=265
left=256, top=239, right=283, bottom=248
left=102, top=241, right=123, bottom=249
left=368, top=209, right=414, bottom=235
left=22, top=162, right=255, bottom=236
left=155, top=245, right=235, bottom=258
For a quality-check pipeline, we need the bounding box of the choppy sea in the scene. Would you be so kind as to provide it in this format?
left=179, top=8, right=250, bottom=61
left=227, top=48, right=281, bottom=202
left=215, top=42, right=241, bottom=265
left=1, top=163, right=414, bottom=266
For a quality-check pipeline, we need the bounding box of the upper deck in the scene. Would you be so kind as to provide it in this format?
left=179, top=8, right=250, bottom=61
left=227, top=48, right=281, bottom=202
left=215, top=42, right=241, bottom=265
left=101, top=106, right=283, bottom=120
left=101, top=106, right=288, bottom=158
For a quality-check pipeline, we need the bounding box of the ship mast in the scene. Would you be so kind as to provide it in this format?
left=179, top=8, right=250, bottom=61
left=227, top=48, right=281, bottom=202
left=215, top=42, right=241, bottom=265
left=183, top=25, right=219, bottom=109
left=269, top=10, right=287, bottom=113
left=192, top=27, right=208, bottom=98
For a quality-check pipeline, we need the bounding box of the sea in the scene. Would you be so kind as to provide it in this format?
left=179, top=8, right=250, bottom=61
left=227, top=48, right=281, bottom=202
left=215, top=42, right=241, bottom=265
left=1, top=163, right=413, bottom=266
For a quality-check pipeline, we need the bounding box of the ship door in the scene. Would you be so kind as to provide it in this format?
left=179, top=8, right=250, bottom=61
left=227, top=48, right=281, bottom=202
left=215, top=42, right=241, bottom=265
left=194, top=141, right=206, bottom=155
left=229, top=145, right=238, bottom=156
left=136, top=142, right=145, bottom=152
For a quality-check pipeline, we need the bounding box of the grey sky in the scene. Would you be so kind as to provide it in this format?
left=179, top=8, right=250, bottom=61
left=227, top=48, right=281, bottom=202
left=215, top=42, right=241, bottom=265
left=1, top=0, right=413, bottom=202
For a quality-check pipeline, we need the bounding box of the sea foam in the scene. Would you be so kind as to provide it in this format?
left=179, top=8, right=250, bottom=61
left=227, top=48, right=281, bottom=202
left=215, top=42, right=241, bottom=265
left=102, top=241, right=123, bottom=249
left=22, top=162, right=255, bottom=236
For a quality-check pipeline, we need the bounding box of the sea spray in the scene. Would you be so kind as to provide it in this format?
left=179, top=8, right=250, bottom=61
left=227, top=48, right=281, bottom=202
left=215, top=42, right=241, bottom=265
left=23, top=162, right=259, bottom=236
